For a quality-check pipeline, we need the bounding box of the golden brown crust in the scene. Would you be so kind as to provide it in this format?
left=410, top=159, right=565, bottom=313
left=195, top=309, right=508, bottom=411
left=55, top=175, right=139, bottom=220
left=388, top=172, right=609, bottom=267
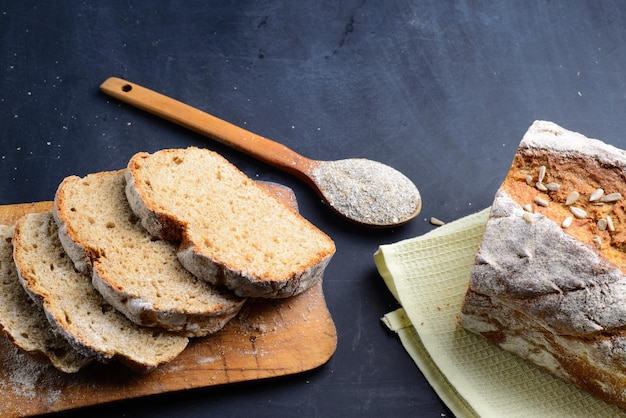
left=503, top=149, right=626, bottom=264
left=126, top=153, right=187, bottom=242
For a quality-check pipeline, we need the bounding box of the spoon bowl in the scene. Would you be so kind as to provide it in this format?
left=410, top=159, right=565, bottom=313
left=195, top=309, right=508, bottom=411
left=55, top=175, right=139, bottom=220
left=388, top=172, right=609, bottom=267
left=100, top=77, right=421, bottom=228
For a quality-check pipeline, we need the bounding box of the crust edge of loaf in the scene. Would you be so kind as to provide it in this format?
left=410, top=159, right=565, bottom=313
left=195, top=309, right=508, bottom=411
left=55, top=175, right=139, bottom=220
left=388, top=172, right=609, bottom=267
left=124, top=166, right=181, bottom=241
left=53, top=176, right=94, bottom=276
left=522, top=121, right=626, bottom=169
left=91, top=266, right=246, bottom=337
left=177, top=243, right=332, bottom=298
left=460, top=289, right=626, bottom=410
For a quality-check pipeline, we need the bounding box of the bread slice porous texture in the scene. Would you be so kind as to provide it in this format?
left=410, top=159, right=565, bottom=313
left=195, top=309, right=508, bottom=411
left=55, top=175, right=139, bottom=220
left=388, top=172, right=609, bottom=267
left=0, top=223, right=92, bottom=373
left=460, top=120, right=626, bottom=409
left=53, top=170, right=245, bottom=337
left=125, top=147, right=336, bottom=298
left=13, top=212, right=188, bottom=372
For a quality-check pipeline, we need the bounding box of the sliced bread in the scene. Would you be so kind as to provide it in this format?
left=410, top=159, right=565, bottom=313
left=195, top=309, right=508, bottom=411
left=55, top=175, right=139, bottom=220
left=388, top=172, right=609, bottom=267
left=53, top=170, right=246, bottom=337
left=13, top=212, right=188, bottom=372
left=125, top=147, right=336, bottom=298
left=0, top=223, right=92, bottom=373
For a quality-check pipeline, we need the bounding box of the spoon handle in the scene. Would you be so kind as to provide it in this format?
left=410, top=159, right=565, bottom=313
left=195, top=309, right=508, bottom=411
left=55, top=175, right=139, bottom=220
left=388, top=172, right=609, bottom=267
left=99, top=77, right=317, bottom=180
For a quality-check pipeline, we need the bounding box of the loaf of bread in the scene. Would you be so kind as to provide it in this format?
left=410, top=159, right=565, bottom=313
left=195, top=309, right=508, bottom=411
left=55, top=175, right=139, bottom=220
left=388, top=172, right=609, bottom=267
left=53, top=169, right=246, bottom=337
left=460, top=120, right=626, bottom=408
left=13, top=212, right=189, bottom=372
left=0, top=224, right=92, bottom=373
left=125, top=147, right=336, bottom=298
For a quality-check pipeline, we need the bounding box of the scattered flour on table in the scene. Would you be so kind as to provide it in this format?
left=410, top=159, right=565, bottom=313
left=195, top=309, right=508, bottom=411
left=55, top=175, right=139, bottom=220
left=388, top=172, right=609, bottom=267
left=197, top=355, right=220, bottom=364
left=0, top=334, right=62, bottom=408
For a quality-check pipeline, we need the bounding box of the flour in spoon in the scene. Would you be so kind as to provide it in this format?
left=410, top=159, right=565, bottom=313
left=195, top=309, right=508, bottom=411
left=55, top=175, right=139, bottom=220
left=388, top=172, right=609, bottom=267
left=312, top=159, right=420, bottom=226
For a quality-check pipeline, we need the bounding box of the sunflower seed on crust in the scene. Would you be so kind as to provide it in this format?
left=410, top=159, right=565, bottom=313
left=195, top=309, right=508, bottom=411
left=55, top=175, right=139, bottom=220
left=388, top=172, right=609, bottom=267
left=561, top=216, right=573, bottom=228
left=565, top=191, right=579, bottom=206
left=601, top=192, right=622, bottom=203
left=593, top=235, right=602, bottom=246
left=534, top=196, right=549, bottom=207
left=546, top=182, right=560, bottom=191
left=525, top=175, right=534, bottom=186
left=523, top=212, right=534, bottom=223
left=536, top=182, right=548, bottom=192
left=597, top=219, right=608, bottom=231
left=590, top=188, right=604, bottom=202
left=522, top=204, right=533, bottom=212
left=538, top=165, right=546, bottom=183
left=607, top=215, right=615, bottom=232
left=570, top=206, right=587, bottom=219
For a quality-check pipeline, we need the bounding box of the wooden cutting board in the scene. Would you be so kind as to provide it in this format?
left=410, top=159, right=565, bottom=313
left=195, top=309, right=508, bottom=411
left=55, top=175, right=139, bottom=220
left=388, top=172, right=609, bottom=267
left=0, top=185, right=337, bottom=417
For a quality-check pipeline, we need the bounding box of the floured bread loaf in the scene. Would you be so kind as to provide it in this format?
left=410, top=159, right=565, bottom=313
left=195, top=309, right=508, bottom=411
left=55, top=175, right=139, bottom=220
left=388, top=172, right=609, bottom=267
left=0, top=224, right=92, bottom=373
left=53, top=170, right=246, bottom=337
left=460, top=120, right=626, bottom=409
left=13, top=212, right=189, bottom=372
left=125, top=147, right=336, bottom=298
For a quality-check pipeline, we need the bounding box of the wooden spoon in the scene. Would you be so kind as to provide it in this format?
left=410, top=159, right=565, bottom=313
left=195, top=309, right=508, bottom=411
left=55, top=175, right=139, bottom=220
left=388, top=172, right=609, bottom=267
left=100, top=77, right=421, bottom=228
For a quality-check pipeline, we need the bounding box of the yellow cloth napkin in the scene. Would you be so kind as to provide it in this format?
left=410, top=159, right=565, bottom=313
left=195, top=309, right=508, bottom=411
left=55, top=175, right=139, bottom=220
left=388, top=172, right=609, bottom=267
left=374, top=208, right=626, bottom=418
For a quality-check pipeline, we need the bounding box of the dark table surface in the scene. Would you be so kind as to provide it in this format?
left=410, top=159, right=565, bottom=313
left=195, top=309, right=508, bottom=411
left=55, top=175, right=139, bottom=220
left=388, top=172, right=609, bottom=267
left=3, top=1, right=626, bottom=417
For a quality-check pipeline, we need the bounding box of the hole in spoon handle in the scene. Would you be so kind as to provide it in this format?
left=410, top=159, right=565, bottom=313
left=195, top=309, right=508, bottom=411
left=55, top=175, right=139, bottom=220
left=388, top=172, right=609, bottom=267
left=99, top=77, right=316, bottom=179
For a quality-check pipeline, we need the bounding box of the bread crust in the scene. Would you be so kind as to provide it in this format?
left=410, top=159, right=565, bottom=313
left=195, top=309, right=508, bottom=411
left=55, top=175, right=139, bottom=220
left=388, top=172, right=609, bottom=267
left=461, top=289, right=626, bottom=409
left=124, top=168, right=182, bottom=242
left=125, top=148, right=336, bottom=299
left=177, top=243, right=333, bottom=298
left=460, top=121, right=626, bottom=409
left=90, top=265, right=243, bottom=335
left=52, top=180, right=94, bottom=276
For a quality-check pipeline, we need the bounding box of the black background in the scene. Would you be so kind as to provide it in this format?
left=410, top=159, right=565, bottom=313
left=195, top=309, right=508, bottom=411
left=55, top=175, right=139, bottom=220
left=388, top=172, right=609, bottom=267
left=2, top=1, right=626, bottom=417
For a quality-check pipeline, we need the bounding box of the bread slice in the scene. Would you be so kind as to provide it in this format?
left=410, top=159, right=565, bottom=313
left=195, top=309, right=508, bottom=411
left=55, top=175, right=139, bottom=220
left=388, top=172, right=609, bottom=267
left=13, top=212, right=188, bottom=372
left=53, top=170, right=246, bottom=337
left=460, top=120, right=626, bottom=408
left=0, top=223, right=92, bottom=373
left=125, top=147, right=336, bottom=298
